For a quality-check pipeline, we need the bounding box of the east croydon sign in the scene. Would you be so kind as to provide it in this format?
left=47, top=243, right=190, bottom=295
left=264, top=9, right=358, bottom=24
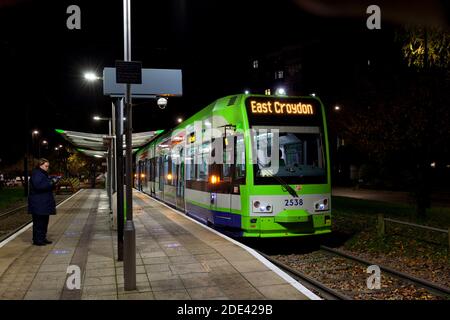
left=103, top=67, right=182, bottom=98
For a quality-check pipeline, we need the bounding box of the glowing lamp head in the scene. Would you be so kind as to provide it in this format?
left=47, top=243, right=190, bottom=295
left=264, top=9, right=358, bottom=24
left=276, top=88, right=286, bottom=96
left=167, top=173, right=173, bottom=180
left=84, top=72, right=99, bottom=81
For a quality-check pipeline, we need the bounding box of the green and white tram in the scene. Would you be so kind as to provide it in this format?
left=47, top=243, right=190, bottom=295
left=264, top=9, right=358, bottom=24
left=135, top=94, right=331, bottom=237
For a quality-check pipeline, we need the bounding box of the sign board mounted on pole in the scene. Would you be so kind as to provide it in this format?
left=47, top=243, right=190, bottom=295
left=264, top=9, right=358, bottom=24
left=103, top=67, right=183, bottom=98
left=115, top=60, right=142, bottom=84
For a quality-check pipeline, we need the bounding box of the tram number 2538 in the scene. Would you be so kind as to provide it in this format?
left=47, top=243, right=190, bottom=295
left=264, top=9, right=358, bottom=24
left=284, top=198, right=303, bottom=207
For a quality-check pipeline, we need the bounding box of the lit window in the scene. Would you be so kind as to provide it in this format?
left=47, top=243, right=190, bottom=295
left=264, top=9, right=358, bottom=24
left=253, top=60, right=258, bottom=69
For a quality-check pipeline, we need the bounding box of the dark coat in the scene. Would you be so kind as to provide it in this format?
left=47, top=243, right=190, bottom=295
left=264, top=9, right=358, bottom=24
left=28, top=168, right=56, bottom=215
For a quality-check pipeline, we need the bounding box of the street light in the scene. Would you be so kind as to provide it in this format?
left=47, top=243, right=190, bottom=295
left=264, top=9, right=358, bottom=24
left=276, top=87, right=286, bottom=96
left=177, top=117, right=183, bottom=123
left=334, top=105, right=341, bottom=111
left=31, top=130, right=40, bottom=160
left=84, top=72, right=101, bottom=82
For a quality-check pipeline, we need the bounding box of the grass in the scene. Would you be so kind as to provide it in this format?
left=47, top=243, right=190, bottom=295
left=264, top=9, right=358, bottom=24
left=0, top=187, right=26, bottom=211
left=331, top=196, right=450, bottom=262
left=332, top=196, right=450, bottom=229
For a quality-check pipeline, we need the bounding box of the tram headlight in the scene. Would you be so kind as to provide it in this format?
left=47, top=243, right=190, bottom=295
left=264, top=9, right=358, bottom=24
left=252, top=200, right=273, bottom=213
left=314, top=198, right=329, bottom=212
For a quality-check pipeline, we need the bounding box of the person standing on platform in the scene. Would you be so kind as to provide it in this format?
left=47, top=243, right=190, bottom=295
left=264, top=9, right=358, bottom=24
left=28, top=158, right=57, bottom=246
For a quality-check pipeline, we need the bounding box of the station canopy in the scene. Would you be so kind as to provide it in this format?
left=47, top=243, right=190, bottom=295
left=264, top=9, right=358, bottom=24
left=55, top=129, right=163, bottom=158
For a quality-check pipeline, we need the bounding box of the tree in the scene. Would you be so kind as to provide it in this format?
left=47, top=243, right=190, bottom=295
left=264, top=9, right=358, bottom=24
left=399, top=26, right=450, bottom=69
left=335, top=26, right=450, bottom=218
left=67, top=152, right=89, bottom=177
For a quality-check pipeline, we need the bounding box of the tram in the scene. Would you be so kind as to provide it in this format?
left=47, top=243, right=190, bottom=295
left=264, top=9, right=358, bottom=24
left=135, top=94, right=331, bottom=237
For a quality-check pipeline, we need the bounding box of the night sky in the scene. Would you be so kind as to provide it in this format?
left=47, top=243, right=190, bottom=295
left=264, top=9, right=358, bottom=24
left=0, top=0, right=399, bottom=165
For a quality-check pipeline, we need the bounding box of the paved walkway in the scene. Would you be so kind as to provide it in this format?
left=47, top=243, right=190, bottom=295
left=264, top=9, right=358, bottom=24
left=0, top=189, right=314, bottom=300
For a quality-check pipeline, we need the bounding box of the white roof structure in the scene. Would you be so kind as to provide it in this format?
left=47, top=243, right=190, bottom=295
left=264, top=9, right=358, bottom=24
left=55, top=129, right=163, bottom=158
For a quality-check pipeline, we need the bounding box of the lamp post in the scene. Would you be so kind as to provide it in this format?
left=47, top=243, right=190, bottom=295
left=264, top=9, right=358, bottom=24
left=123, top=0, right=136, bottom=291
left=31, top=130, right=39, bottom=163
left=84, top=74, right=121, bottom=263
left=93, top=115, right=114, bottom=216
left=39, top=140, right=48, bottom=159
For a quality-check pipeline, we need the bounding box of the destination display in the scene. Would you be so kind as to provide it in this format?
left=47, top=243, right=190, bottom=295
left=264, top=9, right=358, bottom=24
left=245, top=97, right=322, bottom=126
left=248, top=99, right=314, bottom=116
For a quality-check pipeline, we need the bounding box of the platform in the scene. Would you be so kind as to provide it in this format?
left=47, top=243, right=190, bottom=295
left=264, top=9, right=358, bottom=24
left=0, top=189, right=317, bottom=300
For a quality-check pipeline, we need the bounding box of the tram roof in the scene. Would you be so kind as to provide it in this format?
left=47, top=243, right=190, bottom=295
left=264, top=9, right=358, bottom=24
left=55, top=128, right=163, bottom=158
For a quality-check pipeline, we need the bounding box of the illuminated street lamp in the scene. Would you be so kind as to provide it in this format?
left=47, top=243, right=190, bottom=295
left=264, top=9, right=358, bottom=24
left=84, top=72, right=101, bottom=82
left=177, top=117, right=183, bottom=123
left=334, top=105, right=341, bottom=111
left=276, top=87, right=286, bottom=96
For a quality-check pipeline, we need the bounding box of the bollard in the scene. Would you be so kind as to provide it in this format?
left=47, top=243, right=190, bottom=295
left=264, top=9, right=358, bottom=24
left=377, top=213, right=385, bottom=237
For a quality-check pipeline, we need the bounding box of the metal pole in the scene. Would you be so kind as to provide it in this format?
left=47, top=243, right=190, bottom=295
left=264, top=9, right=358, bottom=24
left=116, top=98, right=124, bottom=261
left=107, top=120, right=112, bottom=212
left=123, top=0, right=136, bottom=291
left=111, top=103, right=117, bottom=193
left=23, top=154, right=28, bottom=197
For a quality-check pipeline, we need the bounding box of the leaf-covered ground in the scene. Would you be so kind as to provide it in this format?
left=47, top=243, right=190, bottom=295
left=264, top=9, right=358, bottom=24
left=273, top=251, right=444, bottom=300
left=331, top=196, right=450, bottom=289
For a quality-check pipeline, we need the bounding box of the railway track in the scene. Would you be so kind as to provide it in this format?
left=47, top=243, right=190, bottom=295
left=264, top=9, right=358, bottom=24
left=257, top=250, right=352, bottom=300
left=0, top=204, right=27, bottom=219
left=256, top=243, right=450, bottom=300
left=319, top=245, right=450, bottom=299
left=0, top=194, right=74, bottom=243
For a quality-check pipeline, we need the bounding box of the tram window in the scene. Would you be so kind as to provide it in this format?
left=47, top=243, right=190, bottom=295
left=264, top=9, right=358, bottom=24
left=197, top=142, right=210, bottom=181
left=164, top=155, right=169, bottom=180
left=223, top=137, right=233, bottom=181
left=170, top=156, right=177, bottom=186
left=155, top=157, right=160, bottom=182
left=235, top=135, right=246, bottom=182
left=186, top=145, right=196, bottom=181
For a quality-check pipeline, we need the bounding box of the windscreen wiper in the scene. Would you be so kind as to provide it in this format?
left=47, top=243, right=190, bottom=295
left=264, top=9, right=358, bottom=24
left=257, top=160, right=299, bottom=198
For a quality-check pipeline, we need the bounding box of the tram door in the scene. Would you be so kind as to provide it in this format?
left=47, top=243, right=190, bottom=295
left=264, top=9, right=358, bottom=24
left=210, top=138, right=232, bottom=221
left=175, top=148, right=185, bottom=211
